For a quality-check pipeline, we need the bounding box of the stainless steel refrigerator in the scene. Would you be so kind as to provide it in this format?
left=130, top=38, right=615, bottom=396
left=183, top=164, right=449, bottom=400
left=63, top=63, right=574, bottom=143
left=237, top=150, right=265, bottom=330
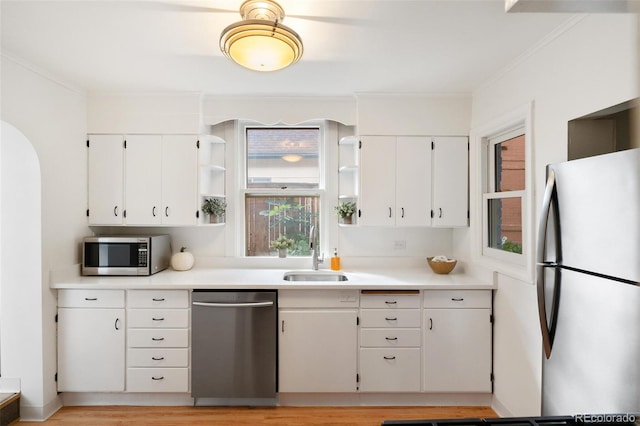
left=537, top=148, right=640, bottom=416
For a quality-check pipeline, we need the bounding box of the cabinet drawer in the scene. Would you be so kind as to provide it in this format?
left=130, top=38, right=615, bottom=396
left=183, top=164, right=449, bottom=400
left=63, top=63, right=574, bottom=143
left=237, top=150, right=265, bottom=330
left=127, top=290, right=189, bottom=308
left=423, top=290, right=491, bottom=309
left=128, top=329, right=189, bottom=348
left=127, top=348, right=189, bottom=367
left=126, top=368, right=189, bottom=393
left=359, top=348, right=421, bottom=392
left=359, top=309, right=421, bottom=328
left=360, top=328, right=421, bottom=347
left=128, top=309, right=189, bottom=328
left=360, top=292, right=421, bottom=309
left=58, top=289, right=125, bottom=308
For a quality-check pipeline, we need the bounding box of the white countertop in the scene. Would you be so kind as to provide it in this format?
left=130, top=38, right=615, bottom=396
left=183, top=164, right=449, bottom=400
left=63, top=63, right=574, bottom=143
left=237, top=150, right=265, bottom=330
left=50, top=262, right=494, bottom=291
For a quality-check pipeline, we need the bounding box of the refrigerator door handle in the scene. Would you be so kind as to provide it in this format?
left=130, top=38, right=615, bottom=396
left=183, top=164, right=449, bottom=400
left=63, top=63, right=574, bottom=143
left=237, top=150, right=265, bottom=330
left=536, top=170, right=561, bottom=359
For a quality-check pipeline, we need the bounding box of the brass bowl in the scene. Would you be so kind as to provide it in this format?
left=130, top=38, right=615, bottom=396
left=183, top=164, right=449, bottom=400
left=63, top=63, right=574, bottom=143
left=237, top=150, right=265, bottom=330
left=427, top=257, right=457, bottom=274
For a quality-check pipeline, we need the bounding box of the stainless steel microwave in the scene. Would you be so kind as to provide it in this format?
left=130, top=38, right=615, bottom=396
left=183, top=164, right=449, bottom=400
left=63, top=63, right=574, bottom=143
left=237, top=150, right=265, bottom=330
left=82, top=235, right=171, bottom=276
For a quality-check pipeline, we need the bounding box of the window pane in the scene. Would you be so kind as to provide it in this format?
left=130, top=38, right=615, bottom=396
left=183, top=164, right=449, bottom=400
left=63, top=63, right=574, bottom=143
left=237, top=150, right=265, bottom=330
left=245, top=196, right=320, bottom=257
left=494, top=134, right=525, bottom=191
left=488, top=198, right=522, bottom=254
left=247, top=128, right=320, bottom=189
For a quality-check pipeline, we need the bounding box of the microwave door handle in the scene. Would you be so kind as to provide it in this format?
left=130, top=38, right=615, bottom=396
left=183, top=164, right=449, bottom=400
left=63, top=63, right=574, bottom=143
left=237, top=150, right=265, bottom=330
left=537, top=170, right=557, bottom=359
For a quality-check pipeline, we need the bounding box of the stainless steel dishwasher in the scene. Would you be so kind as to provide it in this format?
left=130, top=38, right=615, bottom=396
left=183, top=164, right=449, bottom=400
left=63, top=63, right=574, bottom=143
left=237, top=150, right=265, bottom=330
left=191, top=290, right=277, bottom=404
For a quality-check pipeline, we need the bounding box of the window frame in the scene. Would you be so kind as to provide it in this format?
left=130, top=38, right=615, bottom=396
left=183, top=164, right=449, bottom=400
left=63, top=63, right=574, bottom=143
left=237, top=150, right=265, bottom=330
left=472, top=102, right=535, bottom=282
left=238, top=120, right=327, bottom=258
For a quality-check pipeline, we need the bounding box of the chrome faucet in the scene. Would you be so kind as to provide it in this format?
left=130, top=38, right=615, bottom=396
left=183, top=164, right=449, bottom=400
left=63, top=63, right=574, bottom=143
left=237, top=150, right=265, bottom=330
left=310, top=225, right=324, bottom=270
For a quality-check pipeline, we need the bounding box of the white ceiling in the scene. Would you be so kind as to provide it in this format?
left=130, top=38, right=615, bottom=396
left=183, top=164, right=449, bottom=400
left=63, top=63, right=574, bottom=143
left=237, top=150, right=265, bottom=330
left=0, top=1, right=576, bottom=96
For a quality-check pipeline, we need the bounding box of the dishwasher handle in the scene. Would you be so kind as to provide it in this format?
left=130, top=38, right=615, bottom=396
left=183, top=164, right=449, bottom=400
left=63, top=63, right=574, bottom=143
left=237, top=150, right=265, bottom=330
left=192, top=301, right=274, bottom=308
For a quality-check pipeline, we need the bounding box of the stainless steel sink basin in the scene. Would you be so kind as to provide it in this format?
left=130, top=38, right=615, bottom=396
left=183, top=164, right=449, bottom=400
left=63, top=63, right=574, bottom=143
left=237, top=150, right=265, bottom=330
left=283, top=271, right=348, bottom=282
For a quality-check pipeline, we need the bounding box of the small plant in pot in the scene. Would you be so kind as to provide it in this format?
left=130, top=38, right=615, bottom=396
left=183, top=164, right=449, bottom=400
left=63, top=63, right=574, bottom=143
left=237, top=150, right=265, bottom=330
left=271, top=235, right=295, bottom=258
left=335, top=201, right=356, bottom=224
left=202, top=198, right=226, bottom=223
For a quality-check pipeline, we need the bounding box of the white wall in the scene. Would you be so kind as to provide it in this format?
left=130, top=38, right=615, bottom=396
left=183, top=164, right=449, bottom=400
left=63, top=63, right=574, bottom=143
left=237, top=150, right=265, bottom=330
left=465, top=14, right=638, bottom=416
left=0, top=53, right=88, bottom=420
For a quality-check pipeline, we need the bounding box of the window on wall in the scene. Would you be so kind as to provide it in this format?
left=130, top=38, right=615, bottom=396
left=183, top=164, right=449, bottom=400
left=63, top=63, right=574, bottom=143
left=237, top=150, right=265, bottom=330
left=483, top=128, right=526, bottom=262
left=244, top=126, right=322, bottom=257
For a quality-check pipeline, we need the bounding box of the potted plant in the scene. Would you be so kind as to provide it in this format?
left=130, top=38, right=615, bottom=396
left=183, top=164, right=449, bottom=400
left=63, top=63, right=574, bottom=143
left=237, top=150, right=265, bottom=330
left=202, top=198, right=226, bottom=223
left=270, top=235, right=295, bottom=258
left=335, top=201, right=356, bottom=224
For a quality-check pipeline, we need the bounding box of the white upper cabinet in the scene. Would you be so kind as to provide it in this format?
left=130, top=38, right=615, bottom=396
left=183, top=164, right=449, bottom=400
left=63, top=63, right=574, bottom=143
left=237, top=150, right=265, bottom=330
left=431, top=136, right=468, bottom=227
left=88, top=134, right=199, bottom=226
left=358, top=135, right=468, bottom=228
left=160, top=135, right=198, bottom=225
left=125, top=135, right=163, bottom=225
left=88, top=134, right=125, bottom=225
left=358, top=136, right=397, bottom=226
left=358, top=136, right=432, bottom=227
left=396, top=136, right=432, bottom=227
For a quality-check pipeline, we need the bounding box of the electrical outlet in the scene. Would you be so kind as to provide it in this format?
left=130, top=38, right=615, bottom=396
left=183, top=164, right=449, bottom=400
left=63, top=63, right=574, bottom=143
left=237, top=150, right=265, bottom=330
left=393, top=240, right=407, bottom=250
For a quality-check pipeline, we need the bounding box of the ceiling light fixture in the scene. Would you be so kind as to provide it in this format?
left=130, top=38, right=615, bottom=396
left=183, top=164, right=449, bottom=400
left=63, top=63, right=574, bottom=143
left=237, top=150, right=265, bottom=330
left=281, top=154, right=303, bottom=162
left=220, top=0, right=303, bottom=72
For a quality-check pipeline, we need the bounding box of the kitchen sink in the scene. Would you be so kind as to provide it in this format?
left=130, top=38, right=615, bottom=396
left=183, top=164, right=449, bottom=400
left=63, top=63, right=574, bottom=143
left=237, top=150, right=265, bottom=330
left=282, top=271, right=348, bottom=282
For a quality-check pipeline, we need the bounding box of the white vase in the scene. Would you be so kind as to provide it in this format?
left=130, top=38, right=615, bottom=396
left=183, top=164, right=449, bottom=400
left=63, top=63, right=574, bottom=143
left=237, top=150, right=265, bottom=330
left=278, top=248, right=287, bottom=258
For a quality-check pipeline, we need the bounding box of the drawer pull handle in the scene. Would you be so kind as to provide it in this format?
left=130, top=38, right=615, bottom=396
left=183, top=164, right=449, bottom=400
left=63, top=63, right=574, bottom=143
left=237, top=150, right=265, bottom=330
left=151, top=356, right=165, bottom=361
left=114, top=318, right=121, bottom=330
left=451, top=298, right=464, bottom=302
left=385, top=301, right=397, bottom=305
left=152, top=337, right=165, bottom=341
left=383, top=356, right=396, bottom=360
left=385, top=317, right=398, bottom=321
left=429, top=318, right=433, bottom=330
left=385, top=337, right=398, bottom=341
left=152, top=317, right=165, bottom=321
left=151, top=376, right=164, bottom=381
left=84, top=297, right=98, bottom=301
left=152, top=298, right=166, bottom=302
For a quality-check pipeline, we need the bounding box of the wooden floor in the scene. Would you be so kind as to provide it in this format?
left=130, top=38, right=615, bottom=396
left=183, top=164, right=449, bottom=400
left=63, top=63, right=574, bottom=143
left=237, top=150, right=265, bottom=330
left=19, top=405, right=497, bottom=425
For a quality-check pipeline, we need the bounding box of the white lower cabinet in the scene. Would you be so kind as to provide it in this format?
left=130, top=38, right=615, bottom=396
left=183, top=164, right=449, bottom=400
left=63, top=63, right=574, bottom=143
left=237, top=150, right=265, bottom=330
left=278, top=290, right=359, bottom=392
left=125, top=290, right=190, bottom=393
left=57, top=290, right=125, bottom=392
left=358, top=291, right=422, bottom=392
left=423, top=290, right=492, bottom=393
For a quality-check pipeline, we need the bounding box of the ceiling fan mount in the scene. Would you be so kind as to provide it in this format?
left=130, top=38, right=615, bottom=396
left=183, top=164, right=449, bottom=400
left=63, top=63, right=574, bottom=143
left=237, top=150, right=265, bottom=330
left=239, top=0, right=286, bottom=22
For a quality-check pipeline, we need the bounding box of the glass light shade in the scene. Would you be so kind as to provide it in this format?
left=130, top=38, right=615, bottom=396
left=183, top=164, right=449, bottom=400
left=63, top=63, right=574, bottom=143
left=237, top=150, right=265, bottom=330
left=281, top=154, right=303, bottom=162
left=220, top=20, right=303, bottom=72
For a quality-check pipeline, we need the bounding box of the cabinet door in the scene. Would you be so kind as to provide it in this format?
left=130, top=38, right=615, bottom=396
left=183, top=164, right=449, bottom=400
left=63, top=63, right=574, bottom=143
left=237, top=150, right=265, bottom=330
left=279, top=309, right=358, bottom=392
left=88, top=135, right=124, bottom=225
left=396, top=136, right=432, bottom=227
left=125, top=135, right=162, bottom=225
left=359, top=136, right=396, bottom=226
left=161, top=135, right=198, bottom=225
left=423, top=308, right=492, bottom=392
left=431, top=136, right=468, bottom=227
left=57, top=308, right=125, bottom=392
